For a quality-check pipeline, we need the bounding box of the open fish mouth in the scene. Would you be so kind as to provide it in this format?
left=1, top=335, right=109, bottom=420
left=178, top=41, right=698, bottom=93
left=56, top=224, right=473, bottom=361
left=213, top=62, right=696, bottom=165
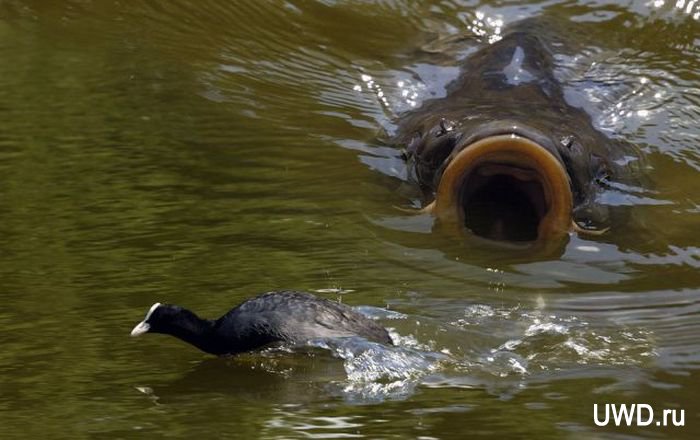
left=429, top=135, right=573, bottom=243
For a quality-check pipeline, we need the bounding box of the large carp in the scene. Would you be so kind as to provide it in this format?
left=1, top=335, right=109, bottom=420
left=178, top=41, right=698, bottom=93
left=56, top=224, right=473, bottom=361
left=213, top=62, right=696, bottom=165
left=390, top=24, right=642, bottom=247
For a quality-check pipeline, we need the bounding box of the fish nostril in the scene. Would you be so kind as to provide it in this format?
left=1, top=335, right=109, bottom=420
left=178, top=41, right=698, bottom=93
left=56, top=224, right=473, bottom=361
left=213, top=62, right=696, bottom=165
left=595, top=168, right=611, bottom=186
left=560, top=135, right=574, bottom=150
left=595, top=175, right=610, bottom=186
left=435, top=118, right=455, bottom=137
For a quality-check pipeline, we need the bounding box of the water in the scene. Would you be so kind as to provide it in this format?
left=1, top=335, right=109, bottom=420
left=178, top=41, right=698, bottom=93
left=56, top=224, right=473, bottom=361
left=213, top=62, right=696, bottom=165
left=0, top=0, right=698, bottom=438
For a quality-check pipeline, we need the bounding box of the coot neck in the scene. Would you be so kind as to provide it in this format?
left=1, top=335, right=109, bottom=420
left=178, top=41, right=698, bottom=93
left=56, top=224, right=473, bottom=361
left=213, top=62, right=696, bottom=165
left=163, top=310, right=228, bottom=355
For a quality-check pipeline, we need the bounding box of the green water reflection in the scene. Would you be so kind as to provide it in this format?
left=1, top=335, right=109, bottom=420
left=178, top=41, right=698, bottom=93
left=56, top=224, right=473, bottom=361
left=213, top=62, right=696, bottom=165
left=1, top=1, right=699, bottom=439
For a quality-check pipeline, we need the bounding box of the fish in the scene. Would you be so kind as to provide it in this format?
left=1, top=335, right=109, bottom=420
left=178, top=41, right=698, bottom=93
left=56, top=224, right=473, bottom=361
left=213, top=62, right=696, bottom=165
left=389, top=21, right=643, bottom=248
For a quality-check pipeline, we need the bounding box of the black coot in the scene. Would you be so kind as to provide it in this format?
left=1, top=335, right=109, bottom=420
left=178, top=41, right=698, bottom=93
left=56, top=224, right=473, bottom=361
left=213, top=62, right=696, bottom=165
left=131, top=291, right=393, bottom=355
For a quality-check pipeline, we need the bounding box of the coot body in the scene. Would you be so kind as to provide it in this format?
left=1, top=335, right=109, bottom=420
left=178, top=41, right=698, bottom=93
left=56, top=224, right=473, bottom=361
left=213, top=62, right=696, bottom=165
left=131, top=291, right=392, bottom=356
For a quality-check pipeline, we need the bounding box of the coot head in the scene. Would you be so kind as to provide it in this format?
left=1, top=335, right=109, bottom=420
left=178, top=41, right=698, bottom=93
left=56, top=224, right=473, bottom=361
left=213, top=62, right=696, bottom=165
left=131, top=303, right=186, bottom=336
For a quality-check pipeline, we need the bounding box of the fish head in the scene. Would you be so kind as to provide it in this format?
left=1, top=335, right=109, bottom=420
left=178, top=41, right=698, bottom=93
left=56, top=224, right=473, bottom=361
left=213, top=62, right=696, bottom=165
left=423, top=122, right=573, bottom=245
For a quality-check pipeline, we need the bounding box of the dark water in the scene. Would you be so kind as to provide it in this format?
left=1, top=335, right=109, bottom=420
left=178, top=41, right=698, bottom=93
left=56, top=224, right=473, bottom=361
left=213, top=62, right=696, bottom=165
left=0, top=1, right=699, bottom=438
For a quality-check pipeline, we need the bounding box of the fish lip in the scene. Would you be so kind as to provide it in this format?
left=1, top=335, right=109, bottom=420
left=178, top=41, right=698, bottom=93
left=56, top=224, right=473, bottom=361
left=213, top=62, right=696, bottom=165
left=452, top=121, right=563, bottom=161
left=431, top=133, right=573, bottom=243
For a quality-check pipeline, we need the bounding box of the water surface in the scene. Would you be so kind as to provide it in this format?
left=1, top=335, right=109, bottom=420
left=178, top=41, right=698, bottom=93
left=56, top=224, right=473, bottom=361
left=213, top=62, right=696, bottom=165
left=0, top=1, right=699, bottom=438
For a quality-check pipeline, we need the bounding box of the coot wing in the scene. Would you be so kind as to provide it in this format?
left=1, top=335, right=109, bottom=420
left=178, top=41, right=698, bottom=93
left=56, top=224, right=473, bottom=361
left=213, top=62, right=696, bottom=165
left=218, top=291, right=392, bottom=345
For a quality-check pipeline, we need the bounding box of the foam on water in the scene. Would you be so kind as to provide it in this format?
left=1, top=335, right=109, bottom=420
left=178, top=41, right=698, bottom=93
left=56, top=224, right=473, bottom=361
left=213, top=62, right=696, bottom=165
left=452, top=302, right=656, bottom=377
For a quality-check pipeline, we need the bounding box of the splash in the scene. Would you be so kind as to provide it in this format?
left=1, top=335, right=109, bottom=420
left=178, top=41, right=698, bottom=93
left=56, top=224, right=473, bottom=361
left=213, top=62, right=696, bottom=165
left=309, top=336, right=448, bottom=402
